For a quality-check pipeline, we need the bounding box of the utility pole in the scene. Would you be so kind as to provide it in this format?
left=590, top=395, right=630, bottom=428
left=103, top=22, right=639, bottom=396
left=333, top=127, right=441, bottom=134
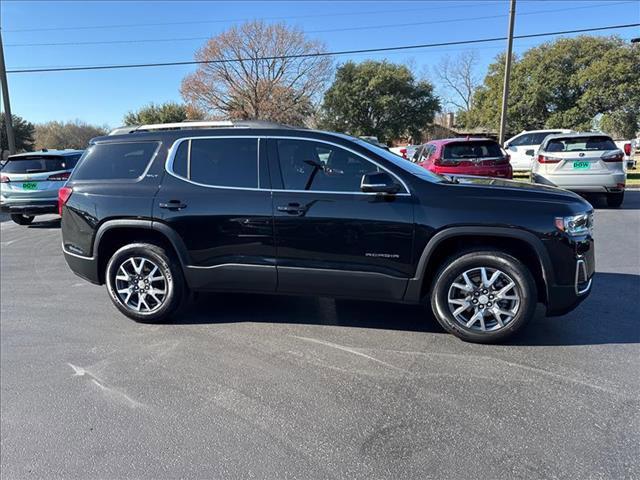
left=0, top=28, right=16, bottom=155
left=498, top=0, right=516, bottom=144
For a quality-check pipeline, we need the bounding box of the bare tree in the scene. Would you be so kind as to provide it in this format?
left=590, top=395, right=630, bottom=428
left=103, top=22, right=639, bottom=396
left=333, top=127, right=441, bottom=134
left=435, top=51, right=479, bottom=115
left=181, top=21, right=333, bottom=126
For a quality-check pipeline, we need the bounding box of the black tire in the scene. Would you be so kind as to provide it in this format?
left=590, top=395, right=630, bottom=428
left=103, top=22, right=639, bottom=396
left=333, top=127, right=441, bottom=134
left=105, top=243, right=186, bottom=323
left=10, top=214, right=35, bottom=225
left=430, top=250, right=537, bottom=344
left=606, top=192, right=624, bottom=208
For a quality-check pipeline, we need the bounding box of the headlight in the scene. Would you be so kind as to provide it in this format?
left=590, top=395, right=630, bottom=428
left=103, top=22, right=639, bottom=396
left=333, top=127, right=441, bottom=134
left=555, top=213, right=593, bottom=236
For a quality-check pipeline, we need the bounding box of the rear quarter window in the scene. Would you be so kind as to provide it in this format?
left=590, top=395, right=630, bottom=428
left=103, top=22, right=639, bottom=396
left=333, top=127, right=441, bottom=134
left=72, top=142, right=159, bottom=181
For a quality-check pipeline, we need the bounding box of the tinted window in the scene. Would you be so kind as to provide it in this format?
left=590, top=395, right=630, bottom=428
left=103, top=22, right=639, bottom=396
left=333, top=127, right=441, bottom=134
left=2, top=155, right=79, bottom=174
left=277, top=139, right=379, bottom=192
left=545, top=136, right=617, bottom=152
left=411, top=146, right=423, bottom=162
left=73, top=142, right=158, bottom=180
left=443, top=141, right=504, bottom=160
left=510, top=132, right=561, bottom=146
left=172, top=141, right=189, bottom=178
left=189, top=138, right=257, bottom=188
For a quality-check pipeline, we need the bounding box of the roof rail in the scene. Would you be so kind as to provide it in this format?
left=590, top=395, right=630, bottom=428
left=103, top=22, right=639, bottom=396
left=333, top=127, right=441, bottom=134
left=108, top=119, right=298, bottom=136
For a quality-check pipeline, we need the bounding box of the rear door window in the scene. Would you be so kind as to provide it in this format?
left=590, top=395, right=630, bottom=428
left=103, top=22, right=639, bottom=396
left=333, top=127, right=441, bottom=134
left=510, top=132, right=561, bottom=146
left=72, top=142, right=159, bottom=180
left=186, top=138, right=258, bottom=188
left=2, top=155, right=79, bottom=174
left=443, top=141, right=504, bottom=160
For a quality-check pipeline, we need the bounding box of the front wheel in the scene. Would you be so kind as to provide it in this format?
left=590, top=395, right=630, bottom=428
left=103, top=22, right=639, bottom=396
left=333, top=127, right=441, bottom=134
left=105, top=243, right=186, bottom=323
left=606, top=192, right=624, bottom=208
left=430, top=250, right=537, bottom=343
left=10, top=214, right=35, bottom=225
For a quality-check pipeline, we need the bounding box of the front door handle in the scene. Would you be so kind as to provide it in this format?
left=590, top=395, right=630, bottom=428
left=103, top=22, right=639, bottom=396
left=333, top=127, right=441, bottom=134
left=159, top=200, right=187, bottom=211
left=277, top=203, right=306, bottom=215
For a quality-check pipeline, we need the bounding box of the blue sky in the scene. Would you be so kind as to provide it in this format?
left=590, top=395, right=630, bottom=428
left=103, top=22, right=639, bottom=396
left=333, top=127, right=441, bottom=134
left=2, top=0, right=639, bottom=127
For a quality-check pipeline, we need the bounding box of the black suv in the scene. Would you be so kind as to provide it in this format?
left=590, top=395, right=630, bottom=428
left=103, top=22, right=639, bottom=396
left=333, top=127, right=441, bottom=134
left=61, top=121, right=594, bottom=343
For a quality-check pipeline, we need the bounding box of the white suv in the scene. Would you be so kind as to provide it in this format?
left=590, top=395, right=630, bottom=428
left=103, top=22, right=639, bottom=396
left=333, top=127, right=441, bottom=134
left=531, top=132, right=626, bottom=208
left=504, top=129, right=573, bottom=171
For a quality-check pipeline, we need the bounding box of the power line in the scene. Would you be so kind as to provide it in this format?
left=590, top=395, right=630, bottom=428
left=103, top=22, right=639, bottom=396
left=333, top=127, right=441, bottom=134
left=7, top=23, right=639, bottom=74
left=2, top=1, right=504, bottom=33
left=5, top=1, right=634, bottom=48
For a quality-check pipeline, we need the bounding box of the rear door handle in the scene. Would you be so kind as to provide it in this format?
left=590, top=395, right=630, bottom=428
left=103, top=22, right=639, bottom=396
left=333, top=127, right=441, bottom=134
left=277, top=203, right=306, bottom=215
left=159, top=200, right=187, bottom=211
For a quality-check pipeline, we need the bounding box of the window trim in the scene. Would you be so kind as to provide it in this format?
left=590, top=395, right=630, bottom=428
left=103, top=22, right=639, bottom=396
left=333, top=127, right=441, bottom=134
left=72, top=140, right=161, bottom=183
left=165, top=135, right=410, bottom=196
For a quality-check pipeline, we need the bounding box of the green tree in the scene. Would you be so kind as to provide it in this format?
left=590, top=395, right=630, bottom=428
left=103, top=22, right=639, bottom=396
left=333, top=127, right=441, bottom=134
left=1, top=113, right=35, bottom=158
left=598, top=111, right=639, bottom=140
left=123, top=102, right=201, bottom=126
left=321, top=61, right=440, bottom=143
left=34, top=120, right=107, bottom=150
left=465, top=36, right=640, bottom=137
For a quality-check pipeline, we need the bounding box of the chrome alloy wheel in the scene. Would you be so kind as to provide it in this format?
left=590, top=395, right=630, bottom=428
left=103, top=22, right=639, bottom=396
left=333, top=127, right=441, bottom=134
left=447, top=267, right=520, bottom=332
left=114, top=257, right=168, bottom=313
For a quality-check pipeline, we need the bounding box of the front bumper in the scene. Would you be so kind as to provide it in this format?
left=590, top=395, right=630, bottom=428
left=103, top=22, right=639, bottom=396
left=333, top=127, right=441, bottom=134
left=546, top=253, right=594, bottom=316
left=0, top=199, right=58, bottom=215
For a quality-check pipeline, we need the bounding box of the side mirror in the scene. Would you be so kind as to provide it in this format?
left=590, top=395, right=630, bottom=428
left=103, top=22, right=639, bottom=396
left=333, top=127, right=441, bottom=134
left=361, top=171, right=401, bottom=194
left=525, top=149, right=535, bottom=156
left=505, top=143, right=511, bottom=149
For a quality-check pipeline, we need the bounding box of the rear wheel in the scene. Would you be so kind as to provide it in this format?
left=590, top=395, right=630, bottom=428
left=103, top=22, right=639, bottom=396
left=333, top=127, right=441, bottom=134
left=105, top=243, right=186, bottom=323
left=430, top=250, right=537, bottom=343
left=10, top=214, right=35, bottom=225
left=606, top=192, right=624, bottom=208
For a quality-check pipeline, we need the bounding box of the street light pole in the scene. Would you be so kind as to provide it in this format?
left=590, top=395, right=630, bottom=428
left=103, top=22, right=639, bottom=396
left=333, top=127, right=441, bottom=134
left=498, top=0, right=517, bottom=144
left=0, top=28, right=16, bottom=155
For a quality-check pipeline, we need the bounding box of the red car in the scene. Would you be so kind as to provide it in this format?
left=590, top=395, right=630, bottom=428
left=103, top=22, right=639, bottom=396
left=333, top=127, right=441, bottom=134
left=413, top=138, right=513, bottom=179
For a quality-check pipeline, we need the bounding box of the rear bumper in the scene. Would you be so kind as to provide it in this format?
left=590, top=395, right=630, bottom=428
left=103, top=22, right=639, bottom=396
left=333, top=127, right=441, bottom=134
left=532, top=172, right=625, bottom=192
left=0, top=199, right=58, bottom=215
left=62, top=246, right=101, bottom=285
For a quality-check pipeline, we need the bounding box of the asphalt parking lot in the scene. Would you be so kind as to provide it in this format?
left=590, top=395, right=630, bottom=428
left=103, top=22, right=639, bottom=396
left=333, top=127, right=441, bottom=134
left=1, top=192, right=639, bottom=480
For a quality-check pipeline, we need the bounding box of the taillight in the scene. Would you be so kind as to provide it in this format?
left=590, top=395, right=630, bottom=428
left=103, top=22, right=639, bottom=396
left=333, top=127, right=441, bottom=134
left=400, top=148, right=407, bottom=159
left=602, top=151, right=624, bottom=162
left=433, top=156, right=458, bottom=166
left=0, top=175, right=10, bottom=183
left=48, top=171, right=71, bottom=181
left=58, top=186, right=73, bottom=216
left=623, top=143, right=631, bottom=156
left=538, top=154, right=561, bottom=164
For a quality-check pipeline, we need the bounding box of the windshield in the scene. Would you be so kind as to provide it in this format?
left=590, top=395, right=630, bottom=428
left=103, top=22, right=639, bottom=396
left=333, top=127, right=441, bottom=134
left=545, top=136, right=617, bottom=152
left=1, top=155, right=81, bottom=174
left=354, top=139, right=446, bottom=183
